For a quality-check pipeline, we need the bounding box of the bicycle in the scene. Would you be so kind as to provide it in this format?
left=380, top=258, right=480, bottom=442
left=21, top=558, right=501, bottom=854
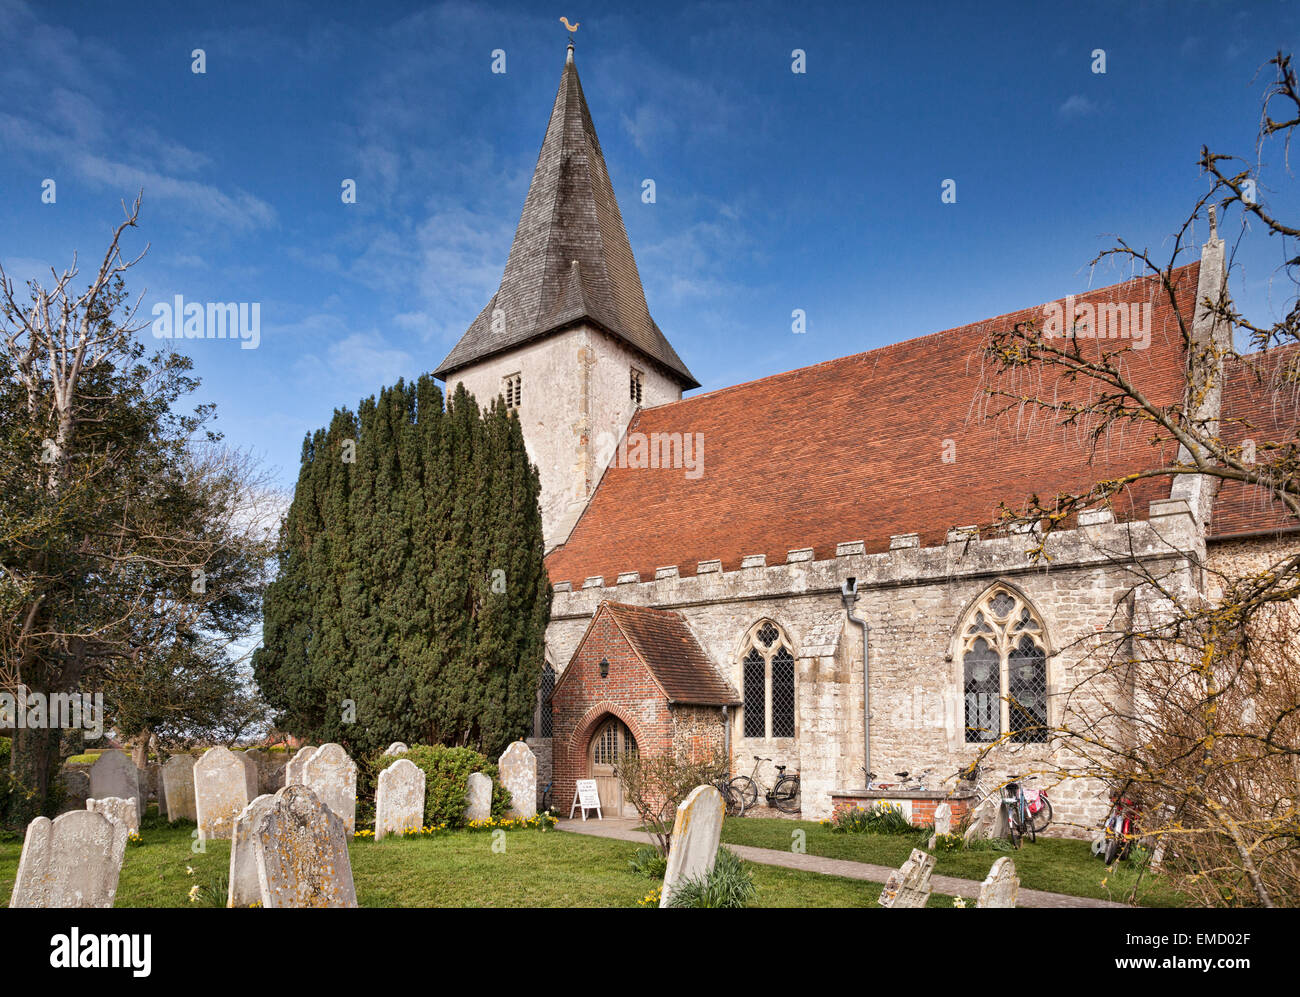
left=731, top=755, right=801, bottom=814
left=1002, top=780, right=1036, bottom=848
left=712, top=773, right=745, bottom=817
left=1094, top=790, right=1139, bottom=865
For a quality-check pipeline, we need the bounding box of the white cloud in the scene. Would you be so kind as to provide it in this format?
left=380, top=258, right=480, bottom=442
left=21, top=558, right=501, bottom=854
left=1058, top=94, right=1100, bottom=119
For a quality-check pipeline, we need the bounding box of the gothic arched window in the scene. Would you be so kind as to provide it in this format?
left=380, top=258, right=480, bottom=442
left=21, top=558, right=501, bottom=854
left=532, top=661, right=555, bottom=738
left=959, top=587, right=1048, bottom=744
left=740, top=620, right=796, bottom=739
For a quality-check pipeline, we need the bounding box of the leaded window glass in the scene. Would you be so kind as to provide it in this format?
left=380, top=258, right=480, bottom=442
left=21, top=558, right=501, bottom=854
left=739, top=620, right=797, bottom=739
left=959, top=586, right=1049, bottom=743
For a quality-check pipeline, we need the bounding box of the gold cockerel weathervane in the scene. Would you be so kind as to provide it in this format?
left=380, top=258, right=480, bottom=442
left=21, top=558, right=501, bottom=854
left=560, top=16, right=579, bottom=43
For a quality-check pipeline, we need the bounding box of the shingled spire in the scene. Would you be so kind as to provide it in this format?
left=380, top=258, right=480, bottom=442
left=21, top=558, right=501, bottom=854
left=435, top=43, right=698, bottom=389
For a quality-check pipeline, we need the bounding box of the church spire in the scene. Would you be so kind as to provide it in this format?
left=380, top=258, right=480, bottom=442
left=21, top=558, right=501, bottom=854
left=435, top=43, right=698, bottom=389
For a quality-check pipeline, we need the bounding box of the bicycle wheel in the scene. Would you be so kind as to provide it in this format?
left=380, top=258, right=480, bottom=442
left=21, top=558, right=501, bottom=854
left=1031, top=797, right=1053, bottom=833
left=772, top=776, right=801, bottom=814
left=719, top=783, right=743, bottom=818
left=1024, top=809, right=1036, bottom=844
left=1104, top=835, right=1122, bottom=866
left=731, top=776, right=759, bottom=810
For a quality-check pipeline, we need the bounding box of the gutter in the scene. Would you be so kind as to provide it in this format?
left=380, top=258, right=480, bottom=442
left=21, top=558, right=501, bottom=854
left=841, top=577, right=869, bottom=788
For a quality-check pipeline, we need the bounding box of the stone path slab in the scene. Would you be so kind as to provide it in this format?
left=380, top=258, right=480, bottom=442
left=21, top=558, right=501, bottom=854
left=555, top=818, right=1128, bottom=909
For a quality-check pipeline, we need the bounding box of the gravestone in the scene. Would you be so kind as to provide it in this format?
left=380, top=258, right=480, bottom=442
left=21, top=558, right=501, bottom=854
left=465, top=771, right=492, bottom=822
left=254, top=785, right=357, bottom=908
left=9, top=810, right=128, bottom=908
left=498, top=741, right=537, bottom=819
left=162, top=754, right=197, bottom=822
left=194, top=746, right=250, bottom=841
left=381, top=742, right=408, bottom=757
left=239, top=752, right=259, bottom=800
left=963, top=795, right=1000, bottom=845
left=878, top=848, right=936, bottom=908
left=86, top=796, right=139, bottom=836
left=659, top=784, right=725, bottom=908
left=302, top=743, right=357, bottom=836
left=928, top=800, right=953, bottom=849
left=976, top=856, right=1019, bottom=908
left=227, top=794, right=276, bottom=907
left=62, top=769, right=91, bottom=813
left=283, top=745, right=317, bottom=787
left=89, top=751, right=139, bottom=818
left=244, top=749, right=266, bottom=792
left=376, top=759, right=425, bottom=840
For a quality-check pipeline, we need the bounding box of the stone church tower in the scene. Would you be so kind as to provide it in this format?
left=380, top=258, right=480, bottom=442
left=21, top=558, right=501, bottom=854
left=435, top=43, right=698, bottom=550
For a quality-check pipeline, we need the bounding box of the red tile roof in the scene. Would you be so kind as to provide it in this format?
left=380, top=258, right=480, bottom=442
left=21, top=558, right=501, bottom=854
left=1210, top=345, right=1300, bottom=538
left=571, top=602, right=740, bottom=705
left=546, top=266, right=1203, bottom=588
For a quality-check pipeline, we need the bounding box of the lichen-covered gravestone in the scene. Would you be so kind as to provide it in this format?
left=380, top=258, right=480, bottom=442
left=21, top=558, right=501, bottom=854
left=878, top=848, right=936, bottom=908
left=89, top=750, right=139, bottom=818
left=283, top=745, right=316, bottom=787
left=376, top=759, right=425, bottom=840
left=498, top=741, right=537, bottom=819
left=465, top=771, right=492, bottom=822
left=659, top=784, right=726, bottom=908
left=227, top=794, right=276, bottom=907
left=194, top=746, right=250, bottom=842
left=381, top=742, right=408, bottom=757
left=162, top=754, right=197, bottom=822
left=86, top=796, right=139, bottom=836
left=976, top=856, right=1020, bottom=908
left=302, top=743, right=357, bottom=836
left=9, top=810, right=128, bottom=908
left=254, top=785, right=357, bottom=908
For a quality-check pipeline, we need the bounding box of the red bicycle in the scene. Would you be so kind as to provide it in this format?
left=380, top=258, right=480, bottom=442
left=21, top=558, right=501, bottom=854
left=1095, top=790, right=1139, bottom=865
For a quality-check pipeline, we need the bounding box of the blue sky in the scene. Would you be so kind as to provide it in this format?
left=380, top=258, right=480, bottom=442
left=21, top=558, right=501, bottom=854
left=2, top=0, right=1297, bottom=490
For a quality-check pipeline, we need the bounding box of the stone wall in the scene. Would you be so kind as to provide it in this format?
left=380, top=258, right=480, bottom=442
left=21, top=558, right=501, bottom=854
left=546, top=501, right=1206, bottom=825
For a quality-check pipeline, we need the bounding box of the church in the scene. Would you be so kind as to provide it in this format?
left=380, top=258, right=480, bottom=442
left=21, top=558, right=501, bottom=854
left=434, top=43, right=1295, bottom=825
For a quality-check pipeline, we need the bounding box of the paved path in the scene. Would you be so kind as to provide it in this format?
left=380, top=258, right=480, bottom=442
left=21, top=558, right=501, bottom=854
left=557, top=818, right=1128, bottom=908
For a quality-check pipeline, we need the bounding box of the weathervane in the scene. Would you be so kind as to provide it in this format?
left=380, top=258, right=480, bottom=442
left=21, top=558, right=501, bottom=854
left=560, top=16, right=579, bottom=44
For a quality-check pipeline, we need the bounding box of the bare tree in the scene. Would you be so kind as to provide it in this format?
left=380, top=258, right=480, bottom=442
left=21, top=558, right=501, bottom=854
left=0, top=195, right=275, bottom=818
left=972, top=54, right=1300, bottom=906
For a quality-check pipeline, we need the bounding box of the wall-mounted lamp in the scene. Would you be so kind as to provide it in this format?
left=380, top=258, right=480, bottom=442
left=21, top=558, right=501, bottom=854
left=599, top=657, right=609, bottom=678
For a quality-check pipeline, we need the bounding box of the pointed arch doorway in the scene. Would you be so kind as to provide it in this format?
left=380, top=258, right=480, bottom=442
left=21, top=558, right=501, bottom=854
left=588, top=716, right=637, bottom=817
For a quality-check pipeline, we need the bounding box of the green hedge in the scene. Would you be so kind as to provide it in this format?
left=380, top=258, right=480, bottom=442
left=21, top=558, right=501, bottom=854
left=378, top=745, right=511, bottom=828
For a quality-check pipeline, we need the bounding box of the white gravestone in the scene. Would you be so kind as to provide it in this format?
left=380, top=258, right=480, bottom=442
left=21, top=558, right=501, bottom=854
left=89, top=750, right=140, bottom=818
left=976, top=856, right=1020, bottom=908
left=302, top=743, right=358, bottom=836
left=659, top=785, right=726, bottom=908
left=498, top=741, right=537, bottom=819
left=194, top=746, right=250, bottom=842
left=381, top=742, right=408, bottom=757
left=963, top=795, right=1001, bottom=844
left=9, top=810, right=128, bottom=908
left=879, top=848, right=936, bottom=908
left=376, top=759, right=425, bottom=841
left=465, top=771, right=492, bottom=822
left=162, top=754, right=197, bottom=822
left=283, top=745, right=316, bottom=787
left=254, top=785, right=357, bottom=908
left=928, top=800, right=953, bottom=849
left=86, top=796, right=139, bottom=836
left=227, top=794, right=276, bottom=907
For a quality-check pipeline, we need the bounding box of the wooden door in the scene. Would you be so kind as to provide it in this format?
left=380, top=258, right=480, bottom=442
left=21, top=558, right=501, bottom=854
left=589, top=717, right=637, bottom=817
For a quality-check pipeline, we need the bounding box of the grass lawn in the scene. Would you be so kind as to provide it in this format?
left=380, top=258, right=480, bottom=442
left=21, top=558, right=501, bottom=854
left=0, top=818, right=960, bottom=908
left=720, top=817, right=1188, bottom=907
